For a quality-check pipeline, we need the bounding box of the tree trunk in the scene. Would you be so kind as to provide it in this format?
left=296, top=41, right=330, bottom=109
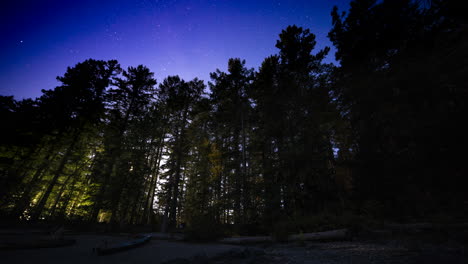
left=169, top=109, right=188, bottom=229
left=47, top=168, right=74, bottom=218
left=233, top=127, right=242, bottom=226
left=141, top=131, right=165, bottom=224
left=30, top=131, right=80, bottom=221
left=240, top=104, right=250, bottom=224
left=56, top=172, right=81, bottom=220
left=89, top=153, right=118, bottom=222
left=90, top=96, right=135, bottom=222
left=161, top=140, right=178, bottom=233
left=11, top=152, right=56, bottom=218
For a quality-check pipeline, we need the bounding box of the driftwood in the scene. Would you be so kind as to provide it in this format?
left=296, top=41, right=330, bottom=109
left=220, top=229, right=348, bottom=244
left=95, top=235, right=152, bottom=255
left=148, top=232, right=184, bottom=241
left=220, top=235, right=273, bottom=244
left=289, top=228, right=348, bottom=241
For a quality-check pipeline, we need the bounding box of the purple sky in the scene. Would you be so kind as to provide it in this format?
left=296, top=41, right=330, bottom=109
left=0, top=0, right=350, bottom=99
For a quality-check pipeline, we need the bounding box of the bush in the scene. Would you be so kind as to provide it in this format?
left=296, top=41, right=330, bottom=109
left=184, top=215, right=224, bottom=242
left=271, top=211, right=378, bottom=240
left=271, top=220, right=292, bottom=242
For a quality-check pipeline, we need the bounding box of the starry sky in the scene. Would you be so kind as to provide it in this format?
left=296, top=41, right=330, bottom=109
left=0, top=0, right=350, bottom=99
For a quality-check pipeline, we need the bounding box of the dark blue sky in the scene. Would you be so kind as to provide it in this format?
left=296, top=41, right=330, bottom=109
left=0, top=0, right=350, bottom=99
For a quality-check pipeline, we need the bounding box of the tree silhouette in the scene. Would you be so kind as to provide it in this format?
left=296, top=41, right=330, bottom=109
left=1, top=1, right=466, bottom=234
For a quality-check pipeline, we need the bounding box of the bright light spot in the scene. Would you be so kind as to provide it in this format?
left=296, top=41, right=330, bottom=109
left=333, top=147, right=339, bottom=158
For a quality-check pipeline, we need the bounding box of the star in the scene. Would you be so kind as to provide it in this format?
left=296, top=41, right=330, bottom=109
left=20, top=40, right=23, bottom=43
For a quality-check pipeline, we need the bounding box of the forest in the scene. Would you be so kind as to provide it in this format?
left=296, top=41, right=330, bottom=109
left=0, top=0, right=466, bottom=238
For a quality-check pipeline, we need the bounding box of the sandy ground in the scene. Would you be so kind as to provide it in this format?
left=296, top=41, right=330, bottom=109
left=255, top=240, right=468, bottom=264
left=0, top=233, right=242, bottom=264
left=1, top=233, right=467, bottom=264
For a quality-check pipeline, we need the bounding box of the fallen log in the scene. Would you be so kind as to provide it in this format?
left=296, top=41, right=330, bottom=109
left=220, top=235, right=272, bottom=244
left=146, top=232, right=184, bottom=241
left=219, top=229, right=348, bottom=244
left=95, top=235, right=152, bottom=255
left=289, top=228, right=348, bottom=241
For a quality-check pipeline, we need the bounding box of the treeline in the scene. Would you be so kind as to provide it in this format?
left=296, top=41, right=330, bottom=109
left=0, top=0, right=466, bottom=234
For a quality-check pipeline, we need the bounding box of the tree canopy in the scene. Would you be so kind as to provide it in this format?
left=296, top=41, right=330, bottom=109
left=1, top=0, right=466, bottom=235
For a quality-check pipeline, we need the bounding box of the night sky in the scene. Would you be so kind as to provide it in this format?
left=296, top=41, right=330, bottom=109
left=0, top=0, right=350, bottom=99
